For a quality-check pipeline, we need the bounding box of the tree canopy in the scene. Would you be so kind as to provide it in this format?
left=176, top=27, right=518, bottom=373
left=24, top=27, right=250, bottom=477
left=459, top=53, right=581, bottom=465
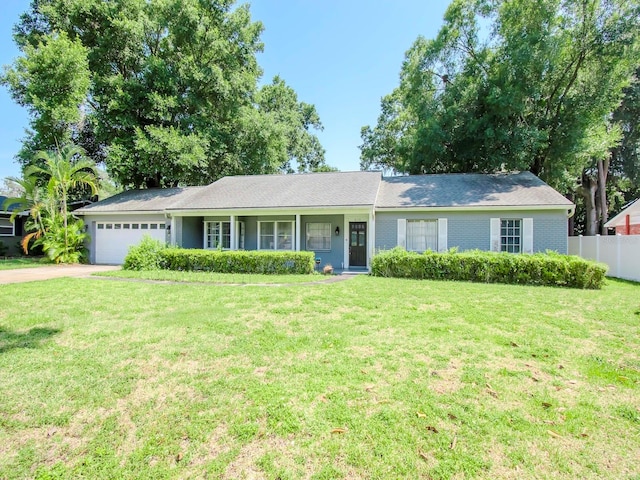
left=360, top=0, right=640, bottom=194
left=3, top=0, right=328, bottom=189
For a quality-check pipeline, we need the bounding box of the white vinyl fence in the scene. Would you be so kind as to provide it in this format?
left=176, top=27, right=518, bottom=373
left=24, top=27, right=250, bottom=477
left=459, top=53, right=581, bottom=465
left=568, top=235, right=640, bottom=282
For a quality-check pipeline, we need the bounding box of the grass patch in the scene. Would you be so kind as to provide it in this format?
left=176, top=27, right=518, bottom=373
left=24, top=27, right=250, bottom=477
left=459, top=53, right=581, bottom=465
left=0, top=276, right=639, bottom=479
left=96, top=269, right=326, bottom=284
left=0, top=257, right=45, bottom=270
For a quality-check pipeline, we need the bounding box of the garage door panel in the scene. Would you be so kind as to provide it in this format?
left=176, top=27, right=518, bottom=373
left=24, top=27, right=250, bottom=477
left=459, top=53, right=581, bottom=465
left=95, top=221, right=166, bottom=264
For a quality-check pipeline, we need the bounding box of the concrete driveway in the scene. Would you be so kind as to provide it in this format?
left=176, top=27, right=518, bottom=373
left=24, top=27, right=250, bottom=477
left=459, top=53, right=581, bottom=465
left=0, top=264, right=120, bottom=285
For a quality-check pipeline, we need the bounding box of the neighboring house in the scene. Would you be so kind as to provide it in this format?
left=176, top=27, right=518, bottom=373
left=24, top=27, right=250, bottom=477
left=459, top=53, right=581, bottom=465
left=75, top=171, right=575, bottom=267
left=0, top=195, right=24, bottom=256
left=604, top=199, right=640, bottom=235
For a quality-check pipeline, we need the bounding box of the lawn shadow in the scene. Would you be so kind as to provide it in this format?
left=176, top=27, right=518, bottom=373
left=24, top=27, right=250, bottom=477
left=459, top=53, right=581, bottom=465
left=606, top=277, right=640, bottom=287
left=0, top=326, right=60, bottom=353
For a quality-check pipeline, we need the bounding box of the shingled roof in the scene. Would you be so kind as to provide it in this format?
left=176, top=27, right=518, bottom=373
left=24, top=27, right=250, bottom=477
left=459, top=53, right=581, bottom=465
left=77, top=171, right=572, bottom=214
left=375, top=172, right=572, bottom=208
left=167, top=171, right=382, bottom=210
left=75, top=186, right=205, bottom=213
left=604, top=198, right=640, bottom=227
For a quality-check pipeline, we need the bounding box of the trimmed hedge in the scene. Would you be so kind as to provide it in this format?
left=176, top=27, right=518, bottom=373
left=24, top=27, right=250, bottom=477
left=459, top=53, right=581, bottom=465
left=123, top=235, right=167, bottom=271
left=123, top=241, right=316, bottom=274
left=371, top=247, right=608, bottom=289
left=157, top=248, right=315, bottom=274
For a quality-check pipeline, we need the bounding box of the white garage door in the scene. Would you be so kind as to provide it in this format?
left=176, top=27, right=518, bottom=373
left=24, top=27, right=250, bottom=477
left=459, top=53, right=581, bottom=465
left=95, top=221, right=167, bottom=264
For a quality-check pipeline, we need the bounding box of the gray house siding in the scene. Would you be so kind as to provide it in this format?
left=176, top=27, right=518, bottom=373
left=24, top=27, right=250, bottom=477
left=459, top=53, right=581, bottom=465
left=532, top=214, right=568, bottom=253
left=242, top=215, right=295, bottom=251
left=174, top=216, right=183, bottom=246
left=375, top=210, right=569, bottom=254
left=301, top=214, right=344, bottom=269
left=176, top=214, right=345, bottom=267
left=181, top=216, right=203, bottom=249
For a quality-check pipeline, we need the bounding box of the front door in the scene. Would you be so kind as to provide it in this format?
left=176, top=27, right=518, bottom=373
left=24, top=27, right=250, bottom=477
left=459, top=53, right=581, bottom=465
left=349, top=222, right=367, bottom=267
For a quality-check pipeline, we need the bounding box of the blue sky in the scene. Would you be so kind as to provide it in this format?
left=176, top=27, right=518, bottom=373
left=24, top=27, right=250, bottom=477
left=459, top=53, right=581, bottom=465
left=0, top=0, right=450, bottom=180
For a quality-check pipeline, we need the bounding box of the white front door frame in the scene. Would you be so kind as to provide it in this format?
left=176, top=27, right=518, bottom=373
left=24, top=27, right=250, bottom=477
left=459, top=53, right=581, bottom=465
left=343, top=212, right=373, bottom=270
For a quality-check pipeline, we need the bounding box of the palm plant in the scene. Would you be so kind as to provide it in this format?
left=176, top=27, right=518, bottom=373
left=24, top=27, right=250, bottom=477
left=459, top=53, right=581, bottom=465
left=4, top=144, right=99, bottom=261
left=25, top=145, right=98, bottom=256
left=1, top=175, right=53, bottom=254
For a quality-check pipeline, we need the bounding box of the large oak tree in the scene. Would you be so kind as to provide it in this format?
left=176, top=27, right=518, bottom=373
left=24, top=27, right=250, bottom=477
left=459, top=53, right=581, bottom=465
left=3, top=0, right=328, bottom=188
left=360, top=0, right=639, bottom=234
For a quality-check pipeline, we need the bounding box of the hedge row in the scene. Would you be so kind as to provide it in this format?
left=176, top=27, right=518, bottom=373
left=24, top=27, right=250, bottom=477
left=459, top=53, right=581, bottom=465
left=123, top=237, right=315, bottom=274
left=371, top=247, right=607, bottom=289
left=159, top=248, right=315, bottom=274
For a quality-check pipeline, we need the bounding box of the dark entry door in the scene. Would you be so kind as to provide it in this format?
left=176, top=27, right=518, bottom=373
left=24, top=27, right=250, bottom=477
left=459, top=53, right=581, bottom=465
left=349, top=222, right=367, bottom=267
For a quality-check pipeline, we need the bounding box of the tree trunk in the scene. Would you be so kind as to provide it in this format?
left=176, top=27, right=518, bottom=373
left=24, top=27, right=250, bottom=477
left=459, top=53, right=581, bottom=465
left=566, top=192, right=575, bottom=235
left=597, top=158, right=609, bottom=234
left=581, top=172, right=598, bottom=236
left=62, top=190, right=68, bottom=254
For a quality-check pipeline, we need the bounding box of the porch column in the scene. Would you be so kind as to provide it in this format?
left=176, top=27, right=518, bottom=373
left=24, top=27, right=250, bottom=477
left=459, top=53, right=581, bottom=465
left=170, top=215, right=177, bottom=246
left=368, top=210, right=375, bottom=269
left=295, top=214, right=301, bottom=251
left=230, top=215, right=236, bottom=250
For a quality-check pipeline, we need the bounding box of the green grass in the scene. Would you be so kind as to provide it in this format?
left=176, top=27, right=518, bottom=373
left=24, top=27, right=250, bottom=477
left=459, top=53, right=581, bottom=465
left=0, top=257, right=45, bottom=270
left=0, top=276, right=639, bottom=479
left=97, top=269, right=329, bottom=284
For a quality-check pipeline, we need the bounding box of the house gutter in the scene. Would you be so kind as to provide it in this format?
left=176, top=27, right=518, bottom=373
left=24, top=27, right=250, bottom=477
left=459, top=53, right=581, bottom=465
left=165, top=205, right=374, bottom=216
left=74, top=210, right=166, bottom=216
left=374, top=205, right=575, bottom=213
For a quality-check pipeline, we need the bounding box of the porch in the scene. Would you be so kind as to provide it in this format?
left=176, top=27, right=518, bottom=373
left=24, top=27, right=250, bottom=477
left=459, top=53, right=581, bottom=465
left=170, top=210, right=375, bottom=271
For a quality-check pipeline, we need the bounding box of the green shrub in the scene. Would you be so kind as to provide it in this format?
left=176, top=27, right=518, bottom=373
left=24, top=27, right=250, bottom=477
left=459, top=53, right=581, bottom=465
left=159, top=248, right=315, bottom=274
left=123, top=235, right=167, bottom=270
left=371, top=247, right=607, bottom=289
left=40, top=216, right=89, bottom=264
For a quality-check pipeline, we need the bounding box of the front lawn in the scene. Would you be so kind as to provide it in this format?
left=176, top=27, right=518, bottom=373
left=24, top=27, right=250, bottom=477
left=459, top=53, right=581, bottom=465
left=97, top=269, right=328, bottom=284
left=0, top=257, right=44, bottom=270
left=0, top=276, right=638, bottom=479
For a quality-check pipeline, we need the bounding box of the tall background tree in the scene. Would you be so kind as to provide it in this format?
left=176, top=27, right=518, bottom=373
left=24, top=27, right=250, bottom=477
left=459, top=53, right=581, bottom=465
left=2, top=0, right=328, bottom=189
left=360, top=0, right=640, bottom=234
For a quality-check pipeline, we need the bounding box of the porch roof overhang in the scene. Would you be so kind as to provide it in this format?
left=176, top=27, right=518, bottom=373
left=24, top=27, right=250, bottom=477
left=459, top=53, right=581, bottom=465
left=165, top=205, right=374, bottom=217
left=75, top=210, right=165, bottom=216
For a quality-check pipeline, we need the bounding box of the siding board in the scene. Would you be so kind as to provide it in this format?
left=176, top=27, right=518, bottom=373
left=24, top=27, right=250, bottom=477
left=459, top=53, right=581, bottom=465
left=376, top=210, right=568, bottom=254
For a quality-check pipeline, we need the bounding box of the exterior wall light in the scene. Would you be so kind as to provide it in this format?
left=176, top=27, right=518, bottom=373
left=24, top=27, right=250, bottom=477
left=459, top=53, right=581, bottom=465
left=335, top=226, right=340, bottom=236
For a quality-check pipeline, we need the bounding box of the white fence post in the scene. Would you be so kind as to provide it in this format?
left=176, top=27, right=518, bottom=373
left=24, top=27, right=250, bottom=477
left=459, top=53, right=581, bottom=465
left=569, top=233, right=640, bottom=282
left=616, top=234, right=621, bottom=278
left=578, top=235, right=582, bottom=257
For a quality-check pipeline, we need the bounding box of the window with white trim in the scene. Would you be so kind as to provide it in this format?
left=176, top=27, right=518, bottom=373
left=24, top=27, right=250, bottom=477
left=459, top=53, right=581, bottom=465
left=0, top=217, right=15, bottom=236
left=236, top=221, right=245, bottom=249
left=406, top=220, right=438, bottom=252
left=205, top=221, right=231, bottom=249
left=204, top=221, right=245, bottom=249
left=500, top=219, right=521, bottom=253
left=306, top=223, right=331, bottom=251
left=258, top=221, right=294, bottom=250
